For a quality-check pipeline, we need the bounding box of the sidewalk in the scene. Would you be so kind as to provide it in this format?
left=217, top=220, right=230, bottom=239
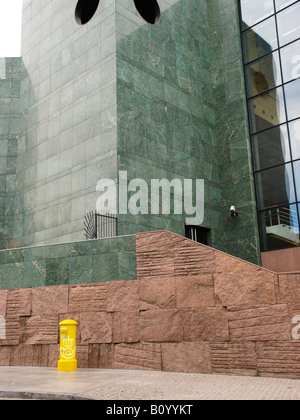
left=0, top=367, right=300, bottom=400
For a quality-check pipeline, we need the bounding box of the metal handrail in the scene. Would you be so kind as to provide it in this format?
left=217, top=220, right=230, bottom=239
left=265, top=207, right=298, bottom=230
left=84, top=211, right=118, bottom=240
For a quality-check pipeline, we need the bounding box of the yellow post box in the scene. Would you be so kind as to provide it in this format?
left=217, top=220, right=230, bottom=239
left=58, top=319, right=78, bottom=372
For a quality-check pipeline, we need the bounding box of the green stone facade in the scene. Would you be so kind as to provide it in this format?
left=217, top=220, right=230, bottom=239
left=0, top=58, right=21, bottom=250
left=0, top=0, right=261, bottom=291
left=116, top=0, right=260, bottom=264
left=211, top=0, right=260, bottom=263
left=0, top=234, right=136, bottom=290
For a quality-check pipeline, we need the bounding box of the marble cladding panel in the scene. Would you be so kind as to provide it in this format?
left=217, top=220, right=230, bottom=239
left=0, top=234, right=136, bottom=290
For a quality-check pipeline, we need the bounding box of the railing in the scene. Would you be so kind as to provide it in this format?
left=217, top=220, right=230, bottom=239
left=84, top=211, right=118, bottom=240
left=265, top=207, right=299, bottom=230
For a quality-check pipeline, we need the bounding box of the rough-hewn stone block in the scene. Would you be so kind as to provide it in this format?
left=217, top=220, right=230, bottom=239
left=48, top=344, right=59, bottom=368
left=9, top=344, right=49, bottom=367
left=0, top=290, right=7, bottom=316
left=0, top=347, right=10, bottom=365
left=176, top=275, right=215, bottom=308
left=214, top=270, right=277, bottom=307
left=174, top=241, right=215, bottom=276
left=77, top=344, right=89, bottom=368
left=31, top=286, right=68, bottom=315
left=114, top=343, right=161, bottom=371
left=257, top=341, right=300, bottom=378
left=0, top=316, right=20, bottom=345
left=140, top=309, right=183, bottom=342
left=183, top=307, right=229, bottom=342
left=106, top=280, right=139, bottom=312
left=136, top=231, right=175, bottom=277
left=6, top=289, right=31, bottom=317
left=228, top=305, right=291, bottom=341
left=80, top=312, right=113, bottom=344
left=211, top=342, right=257, bottom=376
left=139, top=276, right=175, bottom=310
left=277, top=274, right=300, bottom=311
left=68, top=283, right=106, bottom=313
left=215, top=251, right=264, bottom=274
left=88, top=343, right=114, bottom=369
left=162, top=342, right=212, bottom=373
left=20, top=315, right=58, bottom=345
left=112, top=311, right=140, bottom=343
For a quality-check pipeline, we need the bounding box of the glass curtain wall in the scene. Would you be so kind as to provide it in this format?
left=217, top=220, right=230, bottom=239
left=239, top=0, right=300, bottom=251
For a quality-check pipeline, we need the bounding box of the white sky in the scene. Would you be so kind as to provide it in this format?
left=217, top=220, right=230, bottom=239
left=0, top=0, right=23, bottom=57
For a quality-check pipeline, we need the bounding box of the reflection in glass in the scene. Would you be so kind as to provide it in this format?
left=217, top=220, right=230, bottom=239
left=239, top=0, right=300, bottom=252
left=275, top=0, right=298, bottom=11
left=277, top=2, right=300, bottom=46
left=285, top=79, right=300, bottom=121
left=245, top=52, right=281, bottom=97
left=294, top=160, right=300, bottom=201
left=255, top=163, right=295, bottom=209
left=259, top=203, right=300, bottom=250
left=242, top=17, right=278, bottom=63
left=289, top=119, right=300, bottom=159
left=248, top=87, right=286, bottom=134
left=280, top=39, right=300, bottom=83
left=240, top=0, right=274, bottom=30
left=252, top=124, right=290, bottom=170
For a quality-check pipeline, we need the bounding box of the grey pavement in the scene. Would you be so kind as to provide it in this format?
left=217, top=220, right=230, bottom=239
left=0, top=367, right=300, bottom=400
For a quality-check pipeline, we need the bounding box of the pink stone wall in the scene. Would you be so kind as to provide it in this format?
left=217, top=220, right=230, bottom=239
left=1, top=231, right=300, bottom=379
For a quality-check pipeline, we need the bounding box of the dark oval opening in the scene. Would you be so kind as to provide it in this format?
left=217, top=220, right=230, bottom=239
left=75, top=0, right=100, bottom=25
left=134, top=0, right=161, bottom=25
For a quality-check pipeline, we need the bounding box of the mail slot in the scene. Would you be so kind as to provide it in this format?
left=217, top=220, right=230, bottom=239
left=58, top=319, right=78, bottom=372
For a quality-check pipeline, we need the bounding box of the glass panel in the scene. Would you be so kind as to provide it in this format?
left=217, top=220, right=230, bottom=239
left=255, top=163, right=296, bottom=209
left=280, top=39, right=300, bottom=83
left=275, top=0, right=297, bottom=11
left=294, top=160, right=300, bottom=201
left=245, top=52, right=281, bottom=97
left=289, top=118, right=300, bottom=159
left=242, top=17, right=278, bottom=63
left=277, top=2, right=300, bottom=46
left=240, top=0, right=274, bottom=30
left=284, top=79, right=300, bottom=121
left=248, top=87, right=286, bottom=134
left=259, top=203, right=300, bottom=251
left=252, top=124, right=290, bottom=170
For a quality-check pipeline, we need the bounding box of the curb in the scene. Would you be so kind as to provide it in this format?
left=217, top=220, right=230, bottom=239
left=0, top=390, right=94, bottom=400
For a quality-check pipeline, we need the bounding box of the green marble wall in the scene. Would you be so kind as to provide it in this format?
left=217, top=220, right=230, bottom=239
left=0, top=58, right=21, bottom=250
left=116, top=0, right=218, bottom=238
left=0, top=0, right=260, bottom=268
left=0, top=234, right=136, bottom=290
left=115, top=0, right=260, bottom=264
left=8, top=0, right=118, bottom=248
left=209, top=0, right=261, bottom=264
